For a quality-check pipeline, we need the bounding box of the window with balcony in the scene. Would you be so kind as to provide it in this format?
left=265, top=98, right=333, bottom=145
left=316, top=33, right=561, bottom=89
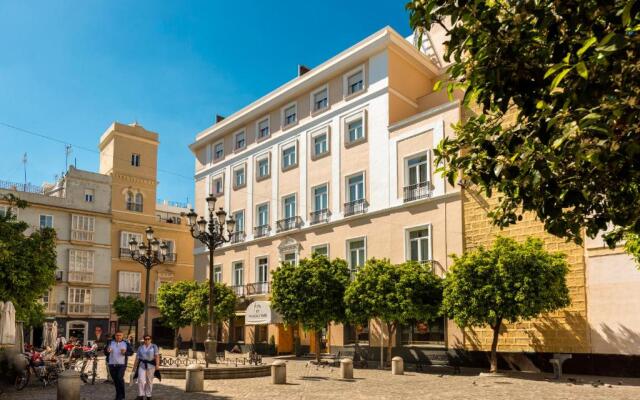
left=255, top=203, right=270, bottom=238
left=231, top=210, right=245, bottom=243
left=234, top=166, right=246, bottom=189
left=84, top=189, right=94, bottom=203
left=118, top=271, right=141, bottom=298
left=256, top=156, right=270, bottom=180
left=71, top=214, right=95, bottom=241
left=162, top=239, right=177, bottom=263
left=311, top=244, right=329, bottom=258
left=347, top=238, right=366, bottom=271
left=282, top=144, right=297, bottom=170
left=39, top=214, right=53, bottom=229
left=120, top=231, right=142, bottom=257
left=346, top=68, right=364, bottom=96
left=283, top=195, right=296, bottom=219
left=235, top=131, right=246, bottom=150
left=69, top=249, right=94, bottom=283
left=345, top=173, right=367, bottom=216
left=310, top=185, right=330, bottom=224
left=68, top=288, right=92, bottom=314
left=214, top=142, right=224, bottom=160
left=312, top=87, right=328, bottom=112
left=257, top=118, right=270, bottom=140
left=233, top=262, right=244, bottom=296
left=312, top=131, right=329, bottom=159
left=278, top=194, right=302, bottom=232
left=131, top=153, right=140, bottom=167
left=404, top=153, right=431, bottom=202
left=407, top=226, right=431, bottom=263
left=256, top=257, right=268, bottom=283
left=283, top=103, right=297, bottom=127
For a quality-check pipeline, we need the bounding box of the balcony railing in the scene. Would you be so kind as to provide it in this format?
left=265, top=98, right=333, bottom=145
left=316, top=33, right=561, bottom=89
left=246, top=282, right=270, bottom=296
left=254, top=225, right=271, bottom=238
left=309, top=209, right=331, bottom=225
left=67, top=271, right=94, bottom=283
left=0, top=180, right=46, bottom=194
left=66, top=304, right=110, bottom=315
left=156, top=214, right=182, bottom=224
left=403, top=181, right=432, bottom=202
left=344, top=199, right=368, bottom=216
left=276, top=216, right=303, bottom=232
left=164, top=253, right=177, bottom=264
left=71, top=230, right=94, bottom=242
left=126, top=202, right=143, bottom=212
left=118, top=292, right=141, bottom=299
left=119, top=248, right=132, bottom=258
left=232, top=285, right=245, bottom=297
left=230, top=231, right=246, bottom=244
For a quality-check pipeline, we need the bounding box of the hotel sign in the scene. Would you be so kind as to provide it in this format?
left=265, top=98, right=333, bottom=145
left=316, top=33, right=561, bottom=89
left=245, top=301, right=282, bottom=325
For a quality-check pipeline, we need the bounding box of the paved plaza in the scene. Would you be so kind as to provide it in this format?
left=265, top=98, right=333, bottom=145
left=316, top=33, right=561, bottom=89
left=4, top=358, right=640, bottom=400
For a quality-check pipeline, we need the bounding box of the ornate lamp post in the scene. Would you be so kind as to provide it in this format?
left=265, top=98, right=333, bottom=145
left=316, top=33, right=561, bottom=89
left=185, top=195, right=235, bottom=364
left=128, top=226, right=168, bottom=337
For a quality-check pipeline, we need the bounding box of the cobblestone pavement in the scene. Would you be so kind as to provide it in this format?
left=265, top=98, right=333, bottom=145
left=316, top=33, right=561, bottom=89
left=4, top=358, right=640, bottom=400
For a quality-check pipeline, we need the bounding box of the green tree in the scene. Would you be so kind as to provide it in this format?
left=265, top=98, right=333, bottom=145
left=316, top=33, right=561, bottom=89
left=344, top=259, right=442, bottom=367
left=112, top=295, right=144, bottom=336
left=0, top=194, right=57, bottom=323
left=443, top=237, right=570, bottom=373
left=183, top=281, right=237, bottom=345
left=407, top=1, right=640, bottom=246
left=157, top=280, right=199, bottom=348
left=624, top=233, right=640, bottom=268
left=271, top=254, right=350, bottom=363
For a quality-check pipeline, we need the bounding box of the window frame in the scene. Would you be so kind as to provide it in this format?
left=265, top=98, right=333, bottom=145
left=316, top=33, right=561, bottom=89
left=256, top=203, right=270, bottom=227
left=255, top=256, right=269, bottom=283
left=213, top=141, right=225, bottom=161
left=256, top=117, right=271, bottom=141
left=404, top=224, right=433, bottom=263
left=345, top=171, right=366, bottom=204
left=211, top=174, right=224, bottom=196
left=404, top=151, right=431, bottom=187
left=118, top=271, right=142, bottom=294
left=282, top=193, right=297, bottom=220
left=343, top=64, right=366, bottom=99
left=131, top=153, right=141, bottom=167
left=39, top=214, right=54, bottom=229
left=233, top=164, right=247, bottom=190
left=309, top=126, right=330, bottom=160
left=213, top=264, right=222, bottom=283
left=310, top=84, right=329, bottom=114
left=312, top=183, right=329, bottom=212
left=281, top=141, right=298, bottom=171
left=311, top=243, right=330, bottom=258
left=234, top=130, right=246, bottom=151
left=233, top=209, right=245, bottom=233
left=84, top=189, right=95, bottom=203
left=346, top=236, right=367, bottom=271
left=232, top=261, right=244, bottom=287
left=281, top=102, right=298, bottom=129
left=255, top=153, right=271, bottom=181
left=343, top=110, right=367, bottom=147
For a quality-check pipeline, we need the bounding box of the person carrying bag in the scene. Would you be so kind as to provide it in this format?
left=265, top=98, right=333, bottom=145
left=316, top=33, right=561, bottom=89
left=132, top=334, right=161, bottom=400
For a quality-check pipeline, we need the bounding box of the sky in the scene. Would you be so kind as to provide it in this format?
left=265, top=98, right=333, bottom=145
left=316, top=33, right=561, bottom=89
left=0, top=1, right=413, bottom=204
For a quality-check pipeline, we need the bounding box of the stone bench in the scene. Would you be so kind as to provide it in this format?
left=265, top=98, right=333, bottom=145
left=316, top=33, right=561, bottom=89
left=550, top=353, right=572, bottom=379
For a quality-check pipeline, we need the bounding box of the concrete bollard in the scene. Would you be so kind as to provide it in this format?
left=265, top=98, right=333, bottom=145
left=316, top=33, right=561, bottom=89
left=392, top=356, right=404, bottom=375
left=185, top=364, right=204, bottom=392
left=271, top=360, right=286, bottom=384
left=340, top=358, right=353, bottom=380
left=57, top=369, right=81, bottom=400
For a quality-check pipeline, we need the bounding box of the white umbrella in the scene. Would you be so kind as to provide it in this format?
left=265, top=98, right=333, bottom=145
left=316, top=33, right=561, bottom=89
left=43, top=321, right=53, bottom=348
left=0, top=301, right=16, bottom=345
left=50, top=321, right=58, bottom=349
left=0, top=302, right=5, bottom=344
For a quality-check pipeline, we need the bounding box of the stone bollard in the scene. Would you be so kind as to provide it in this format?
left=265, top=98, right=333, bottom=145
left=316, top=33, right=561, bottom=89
left=57, top=369, right=81, bottom=400
left=271, top=360, right=286, bottom=384
left=185, top=364, right=204, bottom=392
left=392, top=356, right=404, bottom=375
left=340, top=358, right=353, bottom=380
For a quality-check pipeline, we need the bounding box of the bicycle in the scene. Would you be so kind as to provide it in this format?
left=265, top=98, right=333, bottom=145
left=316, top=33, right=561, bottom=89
left=14, top=350, right=64, bottom=390
left=72, top=350, right=98, bottom=385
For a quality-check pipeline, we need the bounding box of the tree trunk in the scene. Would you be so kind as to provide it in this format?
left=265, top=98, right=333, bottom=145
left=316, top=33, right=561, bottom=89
left=315, top=330, right=322, bottom=364
left=489, top=319, right=502, bottom=373
left=174, top=328, right=180, bottom=349
left=192, top=324, right=197, bottom=350
left=386, top=322, right=396, bottom=368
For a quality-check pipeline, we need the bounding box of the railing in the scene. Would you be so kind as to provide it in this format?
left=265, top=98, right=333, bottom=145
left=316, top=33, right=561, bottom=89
left=164, top=253, right=177, bottom=264
left=119, top=248, right=132, bottom=258
left=118, top=292, right=141, bottom=299
left=157, top=199, right=190, bottom=209
left=71, top=230, right=94, bottom=242
left=156, top=214, right=182, bottom=224
left=67, top=271, right=93, bottom=283
left=232, top=285, right=245, bottom=297
left=66, top=304, right=110, bottom=315
left=276, top=216, right=303, bottom=232
left=253, top=225, right=271, bottom=238
left=0, top=180, right=45, bottom=194
left=246, top=282, right=270, bottom=296
left=403, top=181, right=432, bottom=202
left=126, top=202, right=143, bottom=212
left=344, top=199, right=368, bottom=216
left=230, top=231, right=246, bottom=244
left=309, top=209, right=331, bottom=225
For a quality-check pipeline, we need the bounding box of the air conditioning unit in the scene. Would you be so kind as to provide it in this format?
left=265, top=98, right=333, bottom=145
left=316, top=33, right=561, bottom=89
left=55, top=270, right=63, bottom=281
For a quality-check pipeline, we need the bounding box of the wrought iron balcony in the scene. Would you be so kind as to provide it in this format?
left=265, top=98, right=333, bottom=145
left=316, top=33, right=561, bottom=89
left=164, top=253, right=177, bottom=264
left=254, top=225, right=271, bottom=238
left=344, top=199, right=368, bottom=216
left=119, top=248, right=132, bottom=258
left=403, top=181, right=432, bottom=202
left=309, top=209, right=331, bottom=225
left=246, top=282, right=270, bottom=296
left=230, top=231, right=246, bottom=244
left=232, top=285, right=245, bottom=297
left=276, top=216, right=303, bottom=232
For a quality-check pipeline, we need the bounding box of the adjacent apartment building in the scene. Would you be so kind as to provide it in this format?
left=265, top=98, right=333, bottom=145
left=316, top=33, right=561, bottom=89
left=0, top=167, right=112, bottom=345
left=189, top=27, right=463, bottom=355
left=98, top=122, right=194, bottom=346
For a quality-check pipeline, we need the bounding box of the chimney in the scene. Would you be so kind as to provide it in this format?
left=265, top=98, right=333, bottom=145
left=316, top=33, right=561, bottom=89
left=215, top=114, right=225, bottom=123
left=298, top=64, right=311, bottom=77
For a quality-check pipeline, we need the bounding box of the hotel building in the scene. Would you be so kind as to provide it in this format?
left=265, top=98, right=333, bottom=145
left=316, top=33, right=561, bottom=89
left=189, top=27, right=464, bottom=355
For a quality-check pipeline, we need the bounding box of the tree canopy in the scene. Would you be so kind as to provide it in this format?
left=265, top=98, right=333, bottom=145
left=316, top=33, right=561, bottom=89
left=442, top=236, right=570, bottom=372
left=344, top=259, right=442, bottom=366
left=112, top=295, right=144, bottom=335
left=624, top=232, right=640, bottom=268
left=157, top=280, right=199, bottom=347
left=271, top=254, right=350, bottom=362
left=183, top=281, right=237, bottom=334
left=407, top=0, right=640, bottom=246
left=0, top=194, right=57, bottom=325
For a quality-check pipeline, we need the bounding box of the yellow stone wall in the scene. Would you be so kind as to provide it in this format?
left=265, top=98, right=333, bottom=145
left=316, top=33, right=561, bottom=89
left=459, top=189, right=591, bottom=353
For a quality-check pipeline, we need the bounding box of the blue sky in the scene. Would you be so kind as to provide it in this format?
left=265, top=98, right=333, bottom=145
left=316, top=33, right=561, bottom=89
left=0, top=1, right=412, bottom=204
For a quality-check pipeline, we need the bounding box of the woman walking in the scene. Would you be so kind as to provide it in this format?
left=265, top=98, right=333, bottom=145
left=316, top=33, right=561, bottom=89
left=134, top=335, right=160, bottom=400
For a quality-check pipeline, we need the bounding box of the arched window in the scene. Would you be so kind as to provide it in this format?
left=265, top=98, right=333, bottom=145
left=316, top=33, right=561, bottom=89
left=125, top=191, right=134, bottom=211
left=125, top=191, right=142, bottom=212
left=135, top=193, right=143, bottom=212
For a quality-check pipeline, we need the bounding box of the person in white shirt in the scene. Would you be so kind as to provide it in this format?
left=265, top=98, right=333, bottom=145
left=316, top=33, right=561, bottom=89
left=104, top=331, right=133, bottom=400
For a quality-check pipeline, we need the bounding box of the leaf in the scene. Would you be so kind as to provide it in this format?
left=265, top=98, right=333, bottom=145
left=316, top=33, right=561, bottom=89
left=433, top=80, right=443, bottom=91
left=577, top=37, right=597, bottom=57
left=550, top=67, right=573, bottom=90
left=544, top=63, right=566, bottom=79
left=623, top=0, right=636, bottom=26
left=576, top=62, right=588, bottom=79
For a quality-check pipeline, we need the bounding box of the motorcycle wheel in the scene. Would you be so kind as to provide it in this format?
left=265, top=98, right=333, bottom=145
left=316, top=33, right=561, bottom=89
left=14, top=369, right=30, bottom=391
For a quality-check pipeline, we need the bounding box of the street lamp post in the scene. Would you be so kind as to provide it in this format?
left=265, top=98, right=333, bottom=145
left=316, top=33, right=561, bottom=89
left=128, top=226, right=168, bottom=338
left=185, top=195, right=235, bottom=365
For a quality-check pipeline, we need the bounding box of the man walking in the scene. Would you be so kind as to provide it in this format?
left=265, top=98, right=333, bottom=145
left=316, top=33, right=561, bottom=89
left=104, top=331, right=133, bottom=400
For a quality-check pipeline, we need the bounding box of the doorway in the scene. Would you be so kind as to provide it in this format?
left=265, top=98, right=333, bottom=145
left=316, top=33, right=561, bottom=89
left=67, top=321, right=88, bottom=344
left=152, top=318, right=175, bottom=348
